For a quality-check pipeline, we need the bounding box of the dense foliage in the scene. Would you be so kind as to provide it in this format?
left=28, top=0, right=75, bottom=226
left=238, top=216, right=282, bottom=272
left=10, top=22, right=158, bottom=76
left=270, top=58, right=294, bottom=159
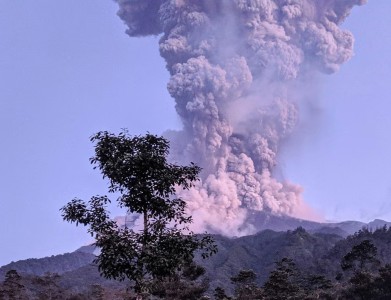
left=212, top=226, right=391, bottom=300
left=60, top=131, right=216, bottom=295
left=3, top=226, right=391, bottom=299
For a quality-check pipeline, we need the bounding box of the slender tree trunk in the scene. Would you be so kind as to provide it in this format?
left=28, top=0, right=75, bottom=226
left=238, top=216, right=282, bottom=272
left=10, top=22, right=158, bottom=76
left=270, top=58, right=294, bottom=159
left=136, top=208, right=149, bottom=298
left=143, top=208, right=148, bottom=250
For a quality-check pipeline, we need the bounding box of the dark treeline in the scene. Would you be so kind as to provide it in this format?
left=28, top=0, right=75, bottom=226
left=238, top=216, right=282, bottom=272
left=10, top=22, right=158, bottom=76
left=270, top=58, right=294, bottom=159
left=2, top=226, right=391, bottom=299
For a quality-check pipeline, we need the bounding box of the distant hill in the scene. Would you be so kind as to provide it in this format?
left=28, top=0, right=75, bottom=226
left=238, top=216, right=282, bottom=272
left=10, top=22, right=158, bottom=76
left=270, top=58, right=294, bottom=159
left=0, top=251, right=95, bottom=281
left=1, top=228, right=342, bottom=294
left=197, top=228, right=343, bottom=292
left=244, top=210, right=391, bottom=237
left=2, top=213, right=391, bottom=295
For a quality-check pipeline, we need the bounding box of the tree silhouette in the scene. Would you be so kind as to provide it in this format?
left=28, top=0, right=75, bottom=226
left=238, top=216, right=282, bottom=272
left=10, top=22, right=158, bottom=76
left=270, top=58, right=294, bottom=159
left=341, top=240, right=380, bottom=272
left=262, top=258, right=303, bottom=300
left=0, top=270, right=28, bottom=300
left=341, top=240, right=380, bottom=299
left=231, top=269, right=261, bottom=300
left=61, top=131, right=216, bottom=295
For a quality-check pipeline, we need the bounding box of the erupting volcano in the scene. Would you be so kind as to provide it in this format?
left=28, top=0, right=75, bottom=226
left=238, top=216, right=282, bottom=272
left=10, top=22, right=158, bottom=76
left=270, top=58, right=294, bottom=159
left=114, top=0, right=367, bottom=235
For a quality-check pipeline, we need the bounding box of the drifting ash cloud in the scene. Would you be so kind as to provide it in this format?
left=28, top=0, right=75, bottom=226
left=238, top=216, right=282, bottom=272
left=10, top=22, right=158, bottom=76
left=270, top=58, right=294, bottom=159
left=115, top=0, right=367, bottom=236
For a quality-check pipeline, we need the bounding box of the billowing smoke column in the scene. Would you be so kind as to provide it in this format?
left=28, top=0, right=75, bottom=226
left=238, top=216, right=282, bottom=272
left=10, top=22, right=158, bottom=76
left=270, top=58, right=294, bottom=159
left=115, top=0, right=366, bottom=235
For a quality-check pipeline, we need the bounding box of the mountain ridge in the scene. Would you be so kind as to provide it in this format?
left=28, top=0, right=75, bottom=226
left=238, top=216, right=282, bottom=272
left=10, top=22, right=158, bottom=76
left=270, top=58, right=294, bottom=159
left=2, top=214, right=391, bottom=296
left=240, top=210, right=390, bottom=237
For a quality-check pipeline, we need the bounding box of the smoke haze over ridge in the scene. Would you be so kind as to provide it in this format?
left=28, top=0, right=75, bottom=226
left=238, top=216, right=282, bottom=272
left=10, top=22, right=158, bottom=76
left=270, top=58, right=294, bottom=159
left=114, top=0, right=367, bottom=235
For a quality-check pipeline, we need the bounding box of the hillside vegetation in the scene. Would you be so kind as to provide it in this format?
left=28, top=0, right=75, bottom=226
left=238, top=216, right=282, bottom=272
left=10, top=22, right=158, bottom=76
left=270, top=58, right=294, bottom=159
left=3, top=226, right=391, bottom=299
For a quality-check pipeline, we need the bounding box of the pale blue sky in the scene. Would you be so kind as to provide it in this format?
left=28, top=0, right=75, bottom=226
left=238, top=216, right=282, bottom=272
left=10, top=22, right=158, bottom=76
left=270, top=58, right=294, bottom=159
left=0, top=1, right=390, bottom=266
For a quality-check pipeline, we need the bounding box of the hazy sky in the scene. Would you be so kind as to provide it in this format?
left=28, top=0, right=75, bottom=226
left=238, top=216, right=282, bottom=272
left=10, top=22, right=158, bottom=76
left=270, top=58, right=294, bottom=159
left=1, top=0, right=390, bottom=266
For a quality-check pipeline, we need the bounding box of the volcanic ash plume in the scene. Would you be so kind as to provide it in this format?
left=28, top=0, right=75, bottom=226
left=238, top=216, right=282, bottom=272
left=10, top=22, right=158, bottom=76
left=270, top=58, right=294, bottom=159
left=115, top=0, right=367, bottom=235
